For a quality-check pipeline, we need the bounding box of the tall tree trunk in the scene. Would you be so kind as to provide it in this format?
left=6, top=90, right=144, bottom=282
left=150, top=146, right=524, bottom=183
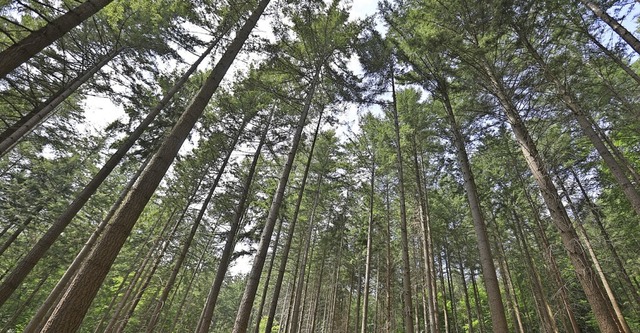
left=438, top=90, right=508, bottom=332
left=361, top=151, right=375, bottom=333
left=309, top=249, right=326, bottom=333
left=0, top=47, right=122, bottom=156
left=389, top=71, right=415, bottom=333
left=510, top=210, right=558, bottom=333
left=167, top=225, right=216, bottom=333
left=508, top=152, right=582, bottom=333
left=559, top=179, right=632, bottom=333
left=40, top=3, right=269, bottom=330
left=251, top=213, right=284, bottom=333
left=231, top=61, right=317, bottom=333
left=145, top=114, right=249, bottom=333
left=192, top=114, right=268, bottom=333
left=457, top=257, right=475, bottom=333
left=578, top=0, right=640, bottom=56
left=571, top=168, right=640, bottom=307
left=412, top=137, right=440, bottom=333
left=0, top=35, right=220, bottom=307
left=483, top=62, right=620, bottom=333
left=289, top=174, right=323, bottom=333
left=517, top=31, right=640, bottom=216
left=264, top=112, right=324, bottom=333
left=491, top=221, right=526, bottom=333
left=0, top=0, right=115, bottom=78
left=24, top=156, right=150, bottom=333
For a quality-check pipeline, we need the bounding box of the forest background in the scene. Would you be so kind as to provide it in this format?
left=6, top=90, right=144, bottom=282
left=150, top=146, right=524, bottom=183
left=1, top=0, right=640, bottom=332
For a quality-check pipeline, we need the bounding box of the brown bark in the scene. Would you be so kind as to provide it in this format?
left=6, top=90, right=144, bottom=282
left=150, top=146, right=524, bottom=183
left=517, top=30, right=640, bottom=216
left=264, top=111, right=324, bottom=333
left=149, top=123, right=246, bottom=332
left=24, top=156, right=150, bottom=333
left=191, top=114, right=265, bottom=333
left=0, top=0, right=115, bottom=78
left=439, top=91, right=508, bottom=332
left=231, top=58, right=316, bottom=333
left=483, top=62, right=620, bottom=332
left=0, top=35, right=218, bottom=307
left=40, top=2, right=269, bottom=330
left=390, top=72, right=415, bottom=333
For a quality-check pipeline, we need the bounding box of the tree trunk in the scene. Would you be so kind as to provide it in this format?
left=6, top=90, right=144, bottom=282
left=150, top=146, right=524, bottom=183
left=192, top=114, right=267, bottom=333
left=411, top=136, right=440, bottom=333
left=571, top=168, right=640, bottom=307
left=0, top=34, right=220, bottom=307
left=0, top=47, right=122, bottom=156
left=384, top=179, right=395, bottom=333
left=40, top=3, right=269, bottom=330
left=0, top=0, right=115, bottom=78
left=439, top=90, right=508, bottom=332
left=579, top=0, right=640, bottom=56
left=264, top=111, right=324, bottom=333
left=146, top=114, right=249, bottom=333
left=457, top=258, right=475, bottom=333
left=559, top=179, right=631, bottom=333
left=289, top=174, right=323, bottom=333
left=167, top=224, right=216, bottom=333
left=24, top=156, right=150, bottom=333
left=389, top=71, right=415, bottom=333
left=510, top=210, right=558, bottom=333
left=483, top=62, right=621, bottom=333
left=361, top=151, right=375, bottom=333
left=231, top=59, right=317, bottom=333
left=517, top=31, right=640, bottom=216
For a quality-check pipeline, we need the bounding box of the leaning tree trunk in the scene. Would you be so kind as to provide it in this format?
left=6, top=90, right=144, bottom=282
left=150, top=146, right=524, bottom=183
left=571, top=168, right=640, bottom=307
left=40, top=2, right=270, bottom=331
left=484, top=62, right=621, bottom=333
left=0, top=0, right=115, bottom=78
left=23, top=156, right=150, bottom=333
left=578, top=0, right=640, bottom=57
left=192, top=113, right=268, bottom=333
left=517, top=31, right=640, bottom=216
left=0, top=47, right=123, bottom=156
left=389, top=71, right=415, bottom=333
left=438, top=88, right=509, bottom=332
left=0, top=35, right=220, bottom=307
left=559, top=179, right=632, bottom=333
left=231, top=63, right=318, bottom=333
left=264, top=111, right=324, bottom=333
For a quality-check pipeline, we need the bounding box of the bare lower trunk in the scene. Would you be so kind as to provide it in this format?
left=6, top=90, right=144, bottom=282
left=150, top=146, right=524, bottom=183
left=264, top=112, right=324, bottom=333
left=439, top=91, right=508, bottom=332
left=390, top=72, right=415, bottom=333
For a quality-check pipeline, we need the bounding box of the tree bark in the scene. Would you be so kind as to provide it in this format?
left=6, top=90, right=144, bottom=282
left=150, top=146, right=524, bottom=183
left=439, top=90, right=508, bottom=332
left=231, top=60, right=317, bottom=333
left=389, top=71, right=415, bottom=333
left=517, top=30, right=640, bottom=216
left=579, top=0, right=640, bottom=57
left=192, top=113, right=267, bottom=333
left=0, top=35, right=219, bottom=307
left=361, top=150, right=375, bottom=333
left=0, top=0, right=115, bottom=78
left=264, top=111, right=324, bottom=333
left=40, top=2, right=269, bottom=330
left=483, top=62, right=621, bottom=333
